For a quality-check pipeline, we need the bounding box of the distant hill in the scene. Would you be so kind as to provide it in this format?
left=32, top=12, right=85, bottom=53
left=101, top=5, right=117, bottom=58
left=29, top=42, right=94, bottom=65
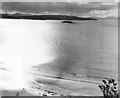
left=0, top=13, right=98, bottom=20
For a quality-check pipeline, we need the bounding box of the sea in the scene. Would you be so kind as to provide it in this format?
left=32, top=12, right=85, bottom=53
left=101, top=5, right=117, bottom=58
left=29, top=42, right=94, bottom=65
left=0, top=18, right=118, bottom=96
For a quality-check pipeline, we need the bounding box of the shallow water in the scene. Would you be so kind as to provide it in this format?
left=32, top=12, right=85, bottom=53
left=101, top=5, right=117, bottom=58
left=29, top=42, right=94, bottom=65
left=0, top=18, right=118, bottom=96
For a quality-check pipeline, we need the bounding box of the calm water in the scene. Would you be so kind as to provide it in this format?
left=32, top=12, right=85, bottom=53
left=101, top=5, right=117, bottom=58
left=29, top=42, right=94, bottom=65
left=0, top=18, right=118, bottom=95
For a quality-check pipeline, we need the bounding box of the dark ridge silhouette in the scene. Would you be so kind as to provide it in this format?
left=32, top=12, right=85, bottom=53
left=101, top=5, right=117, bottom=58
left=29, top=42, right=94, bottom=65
left=1, top=13, right=98, bottom=20
left=62, top=21, right=76, bottom=24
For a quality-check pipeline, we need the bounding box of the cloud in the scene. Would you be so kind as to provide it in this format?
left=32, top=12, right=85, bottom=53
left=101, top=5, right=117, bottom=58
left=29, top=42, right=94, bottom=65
left=1, top=2, right=93, bottom=14
left=1, top=2, right=118, bottom=18
left=90, top=8, right=118, bottom=18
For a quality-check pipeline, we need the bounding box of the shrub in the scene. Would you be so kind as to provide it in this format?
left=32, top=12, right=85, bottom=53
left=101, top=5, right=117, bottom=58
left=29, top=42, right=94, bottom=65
left=99, top=79, right=119, bottom=98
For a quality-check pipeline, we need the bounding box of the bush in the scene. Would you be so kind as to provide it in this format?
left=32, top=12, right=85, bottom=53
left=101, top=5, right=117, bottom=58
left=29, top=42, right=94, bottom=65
left=99, top=79, right=119, bottom=98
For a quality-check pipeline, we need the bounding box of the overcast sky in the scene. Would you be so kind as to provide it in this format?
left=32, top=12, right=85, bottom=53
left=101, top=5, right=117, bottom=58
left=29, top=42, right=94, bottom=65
left=0, top=0, right=119, bottom=18
left=1, top=0, right=119, bottom=2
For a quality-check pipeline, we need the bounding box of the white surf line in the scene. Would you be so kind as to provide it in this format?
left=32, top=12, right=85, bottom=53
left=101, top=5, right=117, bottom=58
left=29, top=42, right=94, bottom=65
left=31, top=66, right=118, bottom=81
left=30, top=71, right=101, bottom=85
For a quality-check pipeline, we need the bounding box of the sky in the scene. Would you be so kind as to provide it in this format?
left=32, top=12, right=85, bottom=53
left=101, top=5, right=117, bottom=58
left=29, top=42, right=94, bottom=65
left=0, top=0, right=119, bottom=2
left=1, top=1, right=119, bottom=18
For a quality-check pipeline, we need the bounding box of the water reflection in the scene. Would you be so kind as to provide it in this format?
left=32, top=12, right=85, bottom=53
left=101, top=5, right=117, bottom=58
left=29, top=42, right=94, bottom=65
left=0, top=19, right=57, bottom=90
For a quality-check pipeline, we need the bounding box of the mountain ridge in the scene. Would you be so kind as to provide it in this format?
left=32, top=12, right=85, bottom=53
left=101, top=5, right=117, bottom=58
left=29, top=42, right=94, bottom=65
left=1, top=13, right=98, bottom=20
